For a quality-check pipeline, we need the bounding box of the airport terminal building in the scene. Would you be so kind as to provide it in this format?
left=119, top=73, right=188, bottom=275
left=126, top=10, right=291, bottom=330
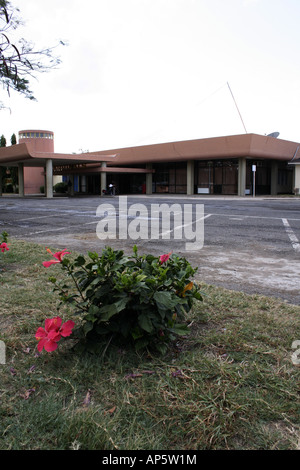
left=0, top=130, right=299, bottom=197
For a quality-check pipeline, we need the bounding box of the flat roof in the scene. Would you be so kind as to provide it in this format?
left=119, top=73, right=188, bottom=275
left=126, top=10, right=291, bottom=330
left=95, top=133, right=300, bottom=166
left=0, top=133, right=299, bottom=168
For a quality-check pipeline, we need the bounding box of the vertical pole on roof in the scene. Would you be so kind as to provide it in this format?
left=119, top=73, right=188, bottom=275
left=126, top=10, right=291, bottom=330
left=18, top=163, right=24, bottom=197
left=227, top=82, right=247, bottom=134
left=46, top=159, right=53, bottom=198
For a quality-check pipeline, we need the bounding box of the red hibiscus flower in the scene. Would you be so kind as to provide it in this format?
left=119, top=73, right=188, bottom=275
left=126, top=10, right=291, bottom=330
left=42, top=248, right=70, bottom=267
left=159, top=252, right=172, bottom=264
left=35, top=316, right=75, bottom=352
left=0, top=242, right=9, bottom=253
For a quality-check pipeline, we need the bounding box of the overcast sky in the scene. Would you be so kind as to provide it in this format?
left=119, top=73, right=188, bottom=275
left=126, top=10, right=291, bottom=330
left=2, top=0, right=300, bottom=153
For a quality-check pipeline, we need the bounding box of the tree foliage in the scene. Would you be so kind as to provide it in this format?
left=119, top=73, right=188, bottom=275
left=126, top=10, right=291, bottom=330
left=0, top=133, right=6, bottom=147
left=10, top=132, right=16, bottom=144
left=0, top=0, right=63, bottom=106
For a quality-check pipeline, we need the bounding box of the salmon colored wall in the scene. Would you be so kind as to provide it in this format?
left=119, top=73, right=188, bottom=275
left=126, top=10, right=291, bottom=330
left=24, top=167, right=44, bottom=194
left=19, top=130, right=54, bottom=194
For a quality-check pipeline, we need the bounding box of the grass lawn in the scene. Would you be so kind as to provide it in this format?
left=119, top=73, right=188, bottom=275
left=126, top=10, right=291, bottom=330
left=0, top=239, right=299, bottom=450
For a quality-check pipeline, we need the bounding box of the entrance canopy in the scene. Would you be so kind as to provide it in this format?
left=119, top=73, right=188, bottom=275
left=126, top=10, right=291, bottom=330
left=0, top=141, right=155, bottom=197
left=0, top=142, right=118, bottom=197
left=0, top=142, right=117, bottom=167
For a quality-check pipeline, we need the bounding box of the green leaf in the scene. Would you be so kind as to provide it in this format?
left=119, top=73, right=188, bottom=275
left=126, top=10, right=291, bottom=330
left=74, top=255, right=86, bottom=267
left=98, top=297, right=128, bottom=322
left=134, top=337, right=150, bottom=350
left=153, top=291, right=179, bottom=310
left=154, top=342, right=168, bottom=354
left=64, top=294, right=79, bottom=304
left=85, top=313, right=98, bottom=323
left=171, top=323, right=190, bottom=336
left=88, top=251, right=99, bottom=261
left=131, top=326, right=144, bottom=340
left=83, top=321, right=94, bottom=335
left=138, top=313, right=154, bottom=333
left=193, top=291, right=203, bottom=301
left=93, top=283, right=111, bottom=299
left=135, top=274, right=148, bottom=283
left=88, top=304, right=101, bottom=316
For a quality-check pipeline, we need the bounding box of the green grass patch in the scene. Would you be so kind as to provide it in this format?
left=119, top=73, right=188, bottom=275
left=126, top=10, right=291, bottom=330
left=0, top=239, right=299, bottom=450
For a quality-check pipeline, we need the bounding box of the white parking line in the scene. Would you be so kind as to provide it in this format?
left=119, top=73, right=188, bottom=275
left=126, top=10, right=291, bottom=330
left=211, top=213, right=300, bottom=222
left=17, top=215, right=58, bottom=222
left=26, top=219, right=101, bottom=234
left=282, top=218, right=300, bottom=253
left=160, top=213, right=212, bottom=237
left=26, top=227, right=68, bottom=235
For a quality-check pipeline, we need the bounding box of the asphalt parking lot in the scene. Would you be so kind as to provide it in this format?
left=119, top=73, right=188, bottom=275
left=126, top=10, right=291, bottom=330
left=1, top=194, right=300, bottom=305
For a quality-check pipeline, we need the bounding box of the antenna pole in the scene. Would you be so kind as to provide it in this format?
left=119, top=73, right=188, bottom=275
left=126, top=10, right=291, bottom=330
left=227, top=82, right=247, bottom=134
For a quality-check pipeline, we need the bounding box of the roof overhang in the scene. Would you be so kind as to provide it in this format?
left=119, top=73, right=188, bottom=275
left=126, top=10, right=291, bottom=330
left=93, top=133, right=300, bottom=165
left=0, top=143, right=116, bottom=167
left=1, top=133, right=299, bottom=169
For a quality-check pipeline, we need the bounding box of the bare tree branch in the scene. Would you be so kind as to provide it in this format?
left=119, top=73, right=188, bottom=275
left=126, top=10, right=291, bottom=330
left=0, top=0, right=64, bottom=105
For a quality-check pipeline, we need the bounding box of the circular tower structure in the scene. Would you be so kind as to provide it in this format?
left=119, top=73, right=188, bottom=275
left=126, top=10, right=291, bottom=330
left=18, top=130, right=55, bottom=194
left=18, top=130, right=54, bottom=152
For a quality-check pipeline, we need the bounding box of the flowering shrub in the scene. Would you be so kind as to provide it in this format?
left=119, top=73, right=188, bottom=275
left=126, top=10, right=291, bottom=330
left=0, top=242, right=9, bottom=253
left=0, top=231, right=9, bottom=253
left=42, top=245, right=202, bottom=354
left=0, top=231, right=9, bottom=276
left=35, top=316, right=75, bottom=352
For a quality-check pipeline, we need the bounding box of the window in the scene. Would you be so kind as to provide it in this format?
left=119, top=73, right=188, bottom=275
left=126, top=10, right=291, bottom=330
left=19, top=131, right=53, bottom=139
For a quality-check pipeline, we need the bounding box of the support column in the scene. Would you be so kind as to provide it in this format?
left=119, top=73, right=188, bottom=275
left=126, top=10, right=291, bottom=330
left=0, top=168, right=2, bottom=196
left=44, top=166, right=47, bottom=195
left=238, top=157, right=246, bottom=197
left=46, top=159, right=53, bottom=198
left=294, top=165, right=300, bottom=194
left=146, top=163, right=153, bottom=195
left=270, top=161, right=278, bottom=196
left=18, top=163, right=24, bottom=197
left=68, top=174, right=74, bottom=196
left=81, top=175, right=87, bottom=193
left=100, top=162, right=107, bottom=196
left=187, top=160, right=194, bottom=195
